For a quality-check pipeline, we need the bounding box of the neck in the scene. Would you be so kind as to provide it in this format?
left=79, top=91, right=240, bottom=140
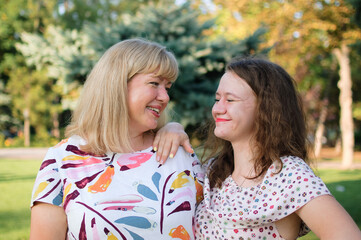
left=231, top=140, right=255, bottom=177
left=129, top=131, right=154, bottom=152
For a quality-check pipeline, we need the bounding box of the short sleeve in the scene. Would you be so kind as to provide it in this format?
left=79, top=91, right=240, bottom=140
left=190, top=152, right=205, bottom=204
left=31, top=147, right=64, bottom=208
left=262, top=156, right=331, bottom=236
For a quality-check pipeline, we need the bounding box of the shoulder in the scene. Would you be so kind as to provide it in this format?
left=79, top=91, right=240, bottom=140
left=43, top=135, right=88, bottom=160
left=267, top=156, right=313, bottom=176
left=265, top=155, right=330, bottom=199
left=172, top=147, right=199, bottom=162
left=170, top=147, right=204, bottom=173
left=281, top=155, right=311, bottom=170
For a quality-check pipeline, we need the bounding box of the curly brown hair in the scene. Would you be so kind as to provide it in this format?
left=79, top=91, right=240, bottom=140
left=203, top=57, right=309, bottom=189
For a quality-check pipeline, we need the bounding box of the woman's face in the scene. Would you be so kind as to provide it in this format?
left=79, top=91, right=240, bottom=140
left=212, top=71, right=257, bottom=144
left=127, top=73, right=172, bottom=136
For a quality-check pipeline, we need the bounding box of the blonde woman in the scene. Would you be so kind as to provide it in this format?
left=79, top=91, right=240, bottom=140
left=30, top=39, right=204, bottom=240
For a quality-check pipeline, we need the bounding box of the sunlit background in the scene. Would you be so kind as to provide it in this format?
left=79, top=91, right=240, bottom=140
left=0, top=0, right=361, bottom=239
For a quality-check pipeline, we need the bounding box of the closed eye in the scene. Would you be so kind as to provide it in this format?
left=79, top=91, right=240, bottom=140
left=150, top=82, right=159, bottom=86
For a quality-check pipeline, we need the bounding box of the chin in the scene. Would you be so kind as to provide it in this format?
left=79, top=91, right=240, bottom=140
left=214, top=131, right=228, bottom=140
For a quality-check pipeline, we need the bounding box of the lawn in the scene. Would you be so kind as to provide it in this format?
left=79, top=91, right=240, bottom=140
left=0, top=158, right=360, bottom=240
left=0, top=159, right=41, bottom=240
left=299, top=168, right=361, bottom=240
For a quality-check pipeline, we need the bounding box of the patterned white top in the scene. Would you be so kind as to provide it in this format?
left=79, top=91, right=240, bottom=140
left=31, top=135, right=204, bottom=240
left=195, top=156, right=331, bottom=240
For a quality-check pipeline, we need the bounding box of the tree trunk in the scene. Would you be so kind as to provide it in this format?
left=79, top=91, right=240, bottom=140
left=314, top=99, right=328, bottom=158
left=333, top=43, right=354, bottom=169
left=23, top=107, right=30, bottom=147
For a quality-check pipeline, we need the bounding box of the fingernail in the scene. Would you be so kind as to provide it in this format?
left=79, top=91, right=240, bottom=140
left=153, top=147, right=157, bottom=151
left=190, top=148, right=194, bottom=154
left=156, top=156, right=160, bottom=162
left=169, top=153, right=174, bottom=159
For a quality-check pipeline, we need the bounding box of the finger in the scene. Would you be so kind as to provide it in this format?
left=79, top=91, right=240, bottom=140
left=152, top=133, right=161, bottom=152
left=157, top=134, right=168, bottom=163
left=182, top=139, right=194, bottom=154
left=156, top=135, right=167, bottom=162
left=168, top=142, right=181, bottom=162
left=159, top=139, right=173, bottom=164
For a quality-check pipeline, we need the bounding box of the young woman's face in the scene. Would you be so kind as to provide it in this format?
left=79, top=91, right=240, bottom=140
left=212, top=71, right=257, bottom=144
left=127, top=73, right=172, bottom=136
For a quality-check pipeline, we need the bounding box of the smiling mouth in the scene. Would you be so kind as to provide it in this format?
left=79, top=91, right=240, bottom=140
left=146, top=106, right=160, bottom=115
left=215, top=118, right=230, bottom=122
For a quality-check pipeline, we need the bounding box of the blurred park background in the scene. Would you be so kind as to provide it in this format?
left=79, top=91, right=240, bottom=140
left=1, top=0, right=361, bottom=239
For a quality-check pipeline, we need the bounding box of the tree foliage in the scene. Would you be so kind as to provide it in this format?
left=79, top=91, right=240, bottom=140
left=15, top=1, right=267, bottom=137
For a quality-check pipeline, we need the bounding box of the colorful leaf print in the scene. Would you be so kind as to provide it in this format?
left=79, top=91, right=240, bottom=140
left=115, top=216, right=156, bottom=229
left=75, top=170, right=103, bottom=189
left=37, top=179, right=61, bottom=201
left=63, top=190, right=80, bottom=210
left=152, top=172, right=161, bottom=193
left=169, top=225, right=190, bottom=240
left=52, top=191, right=63, bottom=205
left=166, top=188, right=194, bottom=206
left=78, top=202, right=127, bottom=240
left=124, top=228, right=144, bottom=240
left=192, top=160, right=201, bottom=166
left=66, top=144, right=105, bottom=157
left=66, top=164, right=106, bottom=179
left=88, top=165, right=115, bottom=193
left=169, top=170, right=192, bottom=193
left=167, top=201, right=191, bottom=216
left=39, top=159, right=56, bottom=170
left=54, top=138, right=69, bottom=148
left=195, top=177, right=204, bottom=203
left=91, top=218, right=100, bottom=240
left=96, top=194, right=144, bottom=205
left=104, top=228, right=118, bottom=240
left=136, top=183, right=158, bottom=201
left=96, top=194, right=144, bottom=204
left=160, top=172, right=176, bottom=233
left=32, top=178, right=54, bottom=199
left=103, top=205, right=156, bottom=215
left=37, top=168, right=58, bottom=180
left=117, top=153, right=152, bottom=171
left=62, top=155, right=90, bottom=161
left=79, top=214, right=87, bottom=240
left=61, top=155, right=105, bottom=169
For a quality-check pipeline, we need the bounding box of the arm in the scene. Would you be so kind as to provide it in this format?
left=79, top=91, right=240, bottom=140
left=30, top=202, right=67, bottom=240
left=296, top=195, right=361, bottom=240
left=153, top=122, right=193, bottom=164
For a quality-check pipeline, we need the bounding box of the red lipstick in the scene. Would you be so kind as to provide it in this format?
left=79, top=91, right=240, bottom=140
left=215, top=118, right=230, bottom=122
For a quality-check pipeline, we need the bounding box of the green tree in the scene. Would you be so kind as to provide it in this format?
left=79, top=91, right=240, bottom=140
left=209, top=0, right=361, bottom=168
left=0, top=0, right=60, bottom=146
left=16, top=1, right=267, bottom=136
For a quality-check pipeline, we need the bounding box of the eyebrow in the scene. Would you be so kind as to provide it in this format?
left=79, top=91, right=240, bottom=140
left=152, top=75, right=172, bottom=86
left=215, top=92, right=241, bottom=98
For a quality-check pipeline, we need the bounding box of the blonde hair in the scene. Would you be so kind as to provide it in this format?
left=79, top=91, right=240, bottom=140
left=66, top=38, right=178, bottom=155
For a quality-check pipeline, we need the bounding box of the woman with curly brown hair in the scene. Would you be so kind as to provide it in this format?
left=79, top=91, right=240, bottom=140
left=194, top=58, right=361, bottom=239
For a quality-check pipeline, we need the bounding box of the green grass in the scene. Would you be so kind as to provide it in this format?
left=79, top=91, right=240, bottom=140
left=0, top=159, right=42, bottom=240
left=0, top=159, right=360, bottom=240
left=299, top=169, right=361, bottom=240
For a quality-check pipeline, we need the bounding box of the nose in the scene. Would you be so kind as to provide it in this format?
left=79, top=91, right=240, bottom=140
left=157, top=86, right=170, bottom=103
left=212, top=99, right=226, bottom=115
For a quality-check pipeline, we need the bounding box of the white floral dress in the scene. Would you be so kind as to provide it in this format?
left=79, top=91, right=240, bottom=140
left=195, top=156, right=331, bottom=240
left=31, top=135, right=204, bottom=240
